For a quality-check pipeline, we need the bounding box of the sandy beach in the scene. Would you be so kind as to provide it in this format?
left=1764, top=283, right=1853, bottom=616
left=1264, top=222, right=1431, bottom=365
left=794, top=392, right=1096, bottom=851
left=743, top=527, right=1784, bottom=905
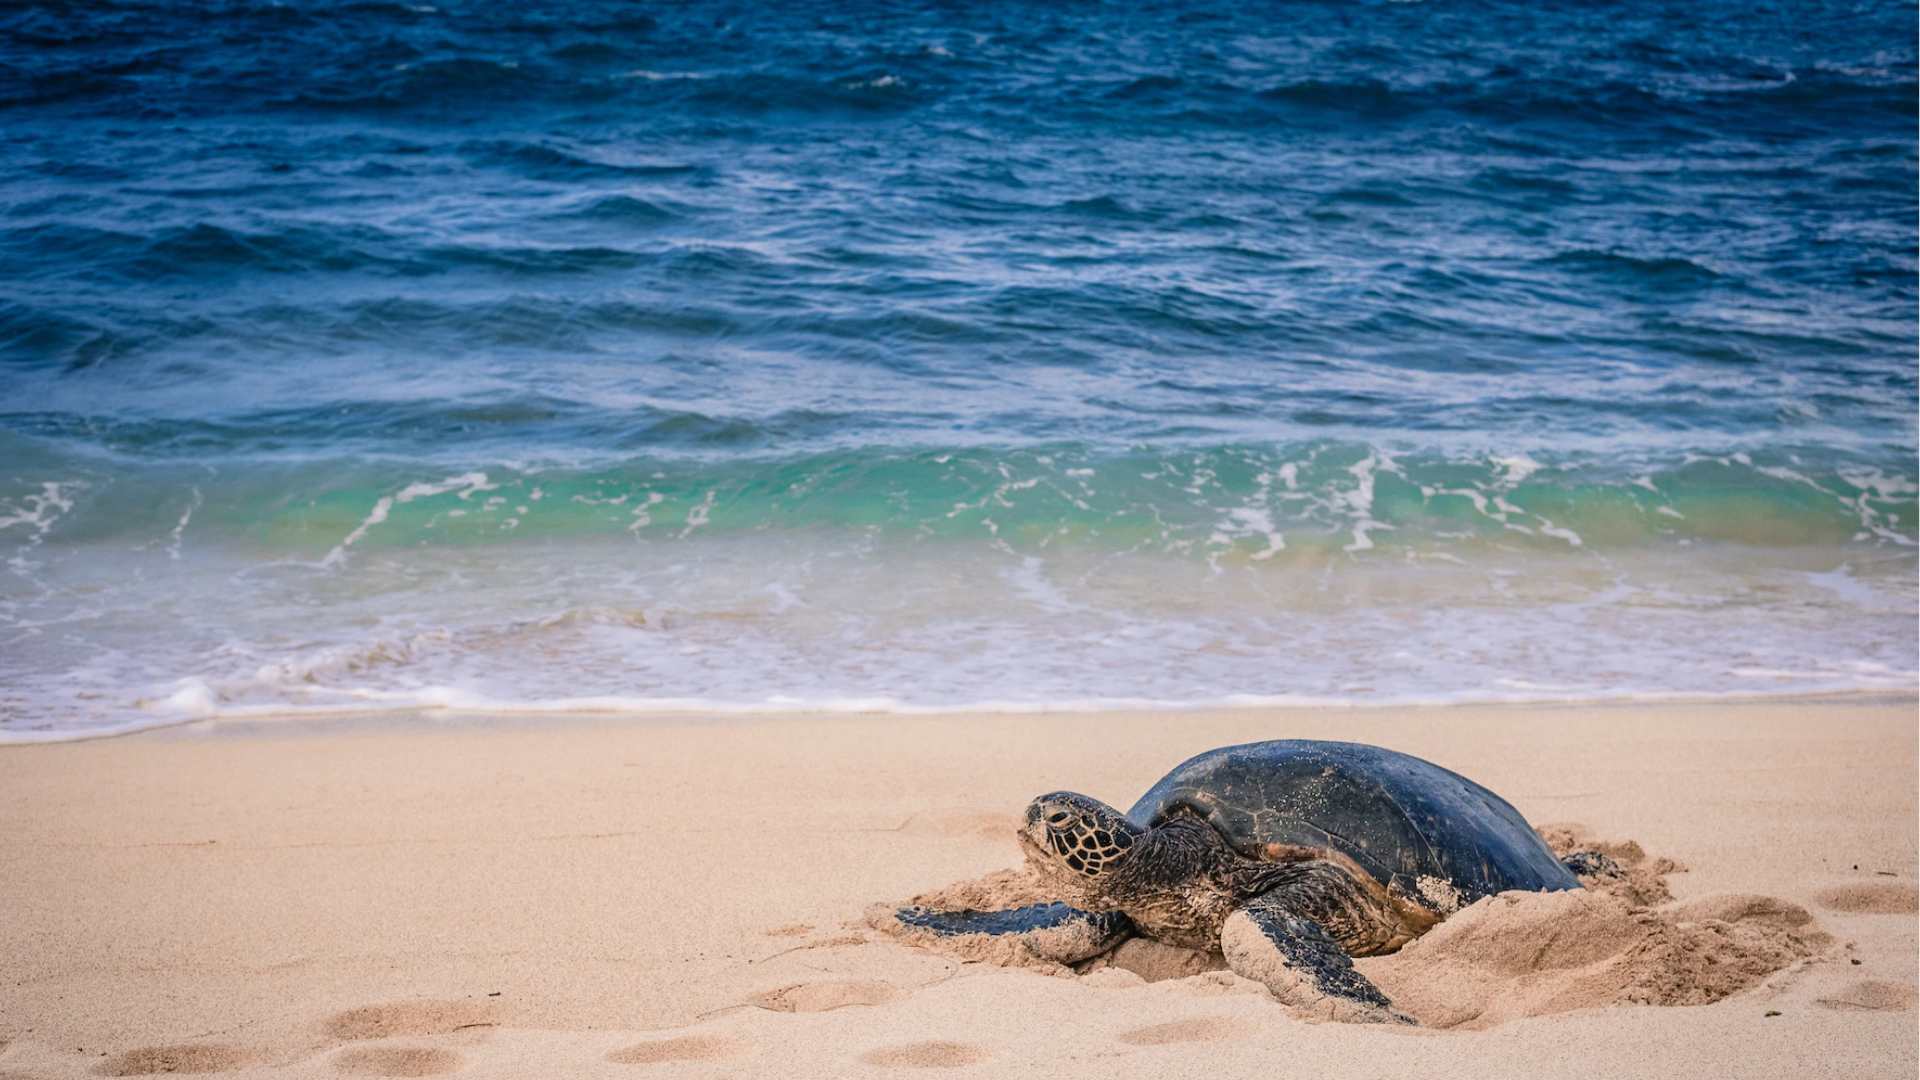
left=7, top=3, right=1913, bottom=1077
left=1, top=698, right=1914, bottom=1079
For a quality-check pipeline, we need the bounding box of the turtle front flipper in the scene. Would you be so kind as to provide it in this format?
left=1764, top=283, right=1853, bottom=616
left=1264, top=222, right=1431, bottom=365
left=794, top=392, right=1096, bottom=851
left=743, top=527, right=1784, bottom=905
left=888, top=902, right=1133, bottom=964
left=1220, top=893, right=1412, bottom=1025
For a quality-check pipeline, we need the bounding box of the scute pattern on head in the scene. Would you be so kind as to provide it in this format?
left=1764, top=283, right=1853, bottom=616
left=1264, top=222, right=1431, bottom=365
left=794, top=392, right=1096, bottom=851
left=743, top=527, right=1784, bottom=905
left=1029, top=792, right=1138, bottom=879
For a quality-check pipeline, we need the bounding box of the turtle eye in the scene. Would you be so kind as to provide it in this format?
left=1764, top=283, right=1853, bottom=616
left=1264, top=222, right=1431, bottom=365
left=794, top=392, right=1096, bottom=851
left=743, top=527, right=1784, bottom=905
left=1046, top=812, right=1071, bottom=826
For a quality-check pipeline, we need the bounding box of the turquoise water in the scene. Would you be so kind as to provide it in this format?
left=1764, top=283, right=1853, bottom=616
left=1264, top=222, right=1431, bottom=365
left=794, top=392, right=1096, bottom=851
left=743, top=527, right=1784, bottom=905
left=1, top=1, right=1914, bottom=737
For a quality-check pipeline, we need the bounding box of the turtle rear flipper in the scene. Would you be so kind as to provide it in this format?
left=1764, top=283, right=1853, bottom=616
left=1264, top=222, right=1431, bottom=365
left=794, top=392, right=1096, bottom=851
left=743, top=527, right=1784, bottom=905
left=891, top=902, right=1133, bottom=964
left=1220, top=894, right=1412, bottom=1025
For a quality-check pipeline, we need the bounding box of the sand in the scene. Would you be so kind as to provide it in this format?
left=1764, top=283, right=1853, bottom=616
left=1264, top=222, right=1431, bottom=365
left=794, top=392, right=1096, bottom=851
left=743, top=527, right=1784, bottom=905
left=0, top=698, right=1913, bottom=1078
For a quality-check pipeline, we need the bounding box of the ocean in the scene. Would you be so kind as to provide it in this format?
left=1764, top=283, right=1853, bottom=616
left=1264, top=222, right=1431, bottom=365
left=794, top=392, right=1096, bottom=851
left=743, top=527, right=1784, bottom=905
left=1, top=0, right=1914, bottom=739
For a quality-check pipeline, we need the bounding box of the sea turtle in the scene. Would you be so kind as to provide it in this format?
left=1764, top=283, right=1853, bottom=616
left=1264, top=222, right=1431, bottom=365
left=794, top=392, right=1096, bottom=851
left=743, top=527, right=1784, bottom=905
left=893, top=740, right=1600, bottom=1023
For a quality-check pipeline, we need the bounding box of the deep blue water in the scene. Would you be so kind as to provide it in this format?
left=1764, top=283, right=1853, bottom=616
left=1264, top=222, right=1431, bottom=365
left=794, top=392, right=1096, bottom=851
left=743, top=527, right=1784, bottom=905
left=2, top=1, right=1915, bottom=737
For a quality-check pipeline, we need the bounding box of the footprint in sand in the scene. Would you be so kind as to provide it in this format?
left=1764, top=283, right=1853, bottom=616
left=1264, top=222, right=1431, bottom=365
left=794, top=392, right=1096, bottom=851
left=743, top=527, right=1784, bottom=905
left=752, top=980, right=903, bottom=1012
left=331, top=1046, right=463, bottom=1077
left=323, top=1002, right=499, bottom=1041
left=98, top=1045, right=256, bottom=1075
left=859, top=1041, right=987, bottom=1068
left=899, top=808, right=1019, bottom=842
left=1116, top=1017, right=1257, bottom=1046
left=1816, top=980, right=1920, bottom=1012
left=608, top=1036, right=751, bottom=1064
left=1814, top=881, right=1918, bottom=915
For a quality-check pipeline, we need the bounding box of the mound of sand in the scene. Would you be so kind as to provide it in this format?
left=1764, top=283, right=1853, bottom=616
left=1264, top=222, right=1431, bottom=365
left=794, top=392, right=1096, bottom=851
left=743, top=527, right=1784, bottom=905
left=1363, top=888, right=1831, bottom=1028
left=1366, top=832, right=1833, bottom=1029
left=877, top=825, right=1835, bottom=1029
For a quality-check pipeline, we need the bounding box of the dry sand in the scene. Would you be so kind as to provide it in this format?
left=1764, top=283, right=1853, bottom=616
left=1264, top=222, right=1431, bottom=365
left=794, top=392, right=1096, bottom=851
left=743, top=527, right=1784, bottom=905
left=0, top=698, right=1913, bottom=1078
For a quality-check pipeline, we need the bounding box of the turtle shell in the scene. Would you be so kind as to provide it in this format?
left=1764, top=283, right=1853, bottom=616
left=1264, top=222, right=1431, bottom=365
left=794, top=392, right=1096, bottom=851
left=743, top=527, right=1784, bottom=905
left=1126, top=740, right=1578, bottom=909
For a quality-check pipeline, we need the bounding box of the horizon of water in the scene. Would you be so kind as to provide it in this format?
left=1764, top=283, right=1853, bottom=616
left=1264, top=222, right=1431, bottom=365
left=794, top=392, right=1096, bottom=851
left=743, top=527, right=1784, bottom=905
left=2, top=0, right=1915, bottom=740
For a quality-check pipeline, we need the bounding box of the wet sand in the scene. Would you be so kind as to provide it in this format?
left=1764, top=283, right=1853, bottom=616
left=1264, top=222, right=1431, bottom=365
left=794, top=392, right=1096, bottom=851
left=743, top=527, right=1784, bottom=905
left=0, top=698, right=1913, bottom=1078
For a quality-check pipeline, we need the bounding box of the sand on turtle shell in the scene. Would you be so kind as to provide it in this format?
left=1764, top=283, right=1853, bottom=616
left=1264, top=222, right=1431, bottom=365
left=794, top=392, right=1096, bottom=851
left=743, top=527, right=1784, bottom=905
left=879, top=825, right=1834, bottom=1028
left=1536, top=821, right=1684, bottom=906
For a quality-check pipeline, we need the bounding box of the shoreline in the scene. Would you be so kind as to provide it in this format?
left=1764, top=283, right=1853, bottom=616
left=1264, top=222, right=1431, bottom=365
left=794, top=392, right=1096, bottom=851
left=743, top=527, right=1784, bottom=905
left=1, top=698, right=1914, bottom=1077
left=5, top=686, right=1915, bottom=746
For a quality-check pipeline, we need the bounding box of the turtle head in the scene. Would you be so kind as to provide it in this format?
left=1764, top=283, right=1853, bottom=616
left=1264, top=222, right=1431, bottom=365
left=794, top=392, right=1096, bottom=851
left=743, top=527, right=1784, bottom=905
left=1021, top=791, right=1144, bottom=888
